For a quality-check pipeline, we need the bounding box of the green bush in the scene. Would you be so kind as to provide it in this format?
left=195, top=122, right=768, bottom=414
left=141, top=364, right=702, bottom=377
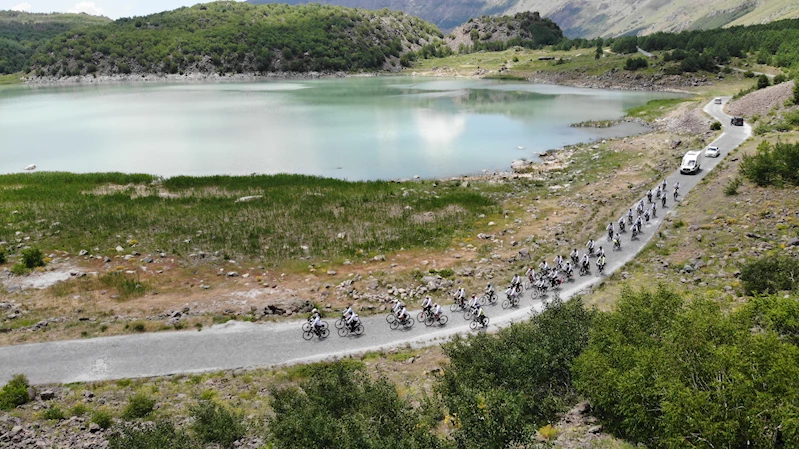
left=92, top=410, right=114, bottom=429
left=744, top=70, right=756, bottom=78
left=740, top=141, right=799, bottom=187
left=573, top=286, right=799, bottom=448
left=108, top=421, right=195, bottom=449
left=438, top=297, right=594, bottom=448
left=122, top=393, right=156, bottom=420
left=268, top=361, right=444, bottom=449
left=21, top=247, right=45, bottom=269
left=0, top=249, right=5, bottom=264
left=190, top=401, right=245, bottom=448
left=710, top=121, right=722, bottom=130
left=10, top=262, right=29, bottom=275
left=757, top=74, right=771, bottom=89
left=624, top=56, right=648, bottom=71
left=70, top=404, right=89, bottom=417
left=723, top=176, right=743, bottom=195
left=42, top=406, right=65, bottom=420
left=0, top=374, right=31, bottom=411
left=740, top=254, right=799, bottom=295
left=773, top=73, right=787, bottom=84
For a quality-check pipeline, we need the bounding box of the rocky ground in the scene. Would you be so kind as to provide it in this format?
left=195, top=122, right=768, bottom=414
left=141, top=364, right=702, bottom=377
left=726, top=80, right=795, bottom=118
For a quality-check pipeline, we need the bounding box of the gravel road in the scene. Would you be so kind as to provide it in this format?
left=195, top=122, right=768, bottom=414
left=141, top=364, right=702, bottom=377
left=0, top=99, right=751, bottom=385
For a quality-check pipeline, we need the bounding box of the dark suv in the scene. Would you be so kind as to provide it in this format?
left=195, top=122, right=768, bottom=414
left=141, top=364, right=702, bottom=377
left=731, top=116, right=744, bottom=126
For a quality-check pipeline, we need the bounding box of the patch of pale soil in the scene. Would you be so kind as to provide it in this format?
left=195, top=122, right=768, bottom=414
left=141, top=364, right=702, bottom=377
left=2, top=264, right=76, bottom=291
left=654, top=101, right=712, bottom=135
left=550, top=401, right=623, bottom=448
left=726, top=80, right=795, bottom=118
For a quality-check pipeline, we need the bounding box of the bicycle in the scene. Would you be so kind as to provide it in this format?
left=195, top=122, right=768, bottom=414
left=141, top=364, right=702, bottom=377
left=613, top=239, right=621, bottom=251
left=417, top=308, right=433, bottom=322
left=450, top=298, right=466, bottom=312
left=480, top=291, right=498, bottom=305
left=469, top=315, right=489, bottom=330
left=389, top=316, right=415, bottom=330
left=597, top=263, right=606, bottom=276
left=501, top=295, right=520, bottom=309
left=337, top=321, right=364, bottom=337
left=579, top=264, right=590, bottom=276
left=424, top=313, right=449, bottom=327
left=302, top=321, right=330, bottom=340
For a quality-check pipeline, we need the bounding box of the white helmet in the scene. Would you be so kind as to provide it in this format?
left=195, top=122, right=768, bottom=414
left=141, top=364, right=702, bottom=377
left=312, top=308, right=318, bottom=314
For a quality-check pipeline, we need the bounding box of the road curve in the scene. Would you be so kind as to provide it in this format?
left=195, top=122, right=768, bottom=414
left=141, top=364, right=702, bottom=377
left=0, top=99, right=751, bottom=385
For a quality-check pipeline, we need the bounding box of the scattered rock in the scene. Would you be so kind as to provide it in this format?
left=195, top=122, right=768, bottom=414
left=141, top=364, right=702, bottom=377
left=226, top=271, right=240, bottom=277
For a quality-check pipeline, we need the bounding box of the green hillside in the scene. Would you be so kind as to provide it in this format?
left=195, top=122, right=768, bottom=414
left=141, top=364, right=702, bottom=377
left=29, top=2, right=444, bottom=78
left=0, top=11, right=111, bottom=74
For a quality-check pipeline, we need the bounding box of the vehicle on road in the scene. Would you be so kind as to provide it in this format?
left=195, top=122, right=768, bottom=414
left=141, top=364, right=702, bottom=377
left=731, top=116, right=744, bottom=126
left=705, top=146, right=720, bottom=158
left=714, top=98, right=722, bottom=104
left=680, top=150, right=703, bottom=174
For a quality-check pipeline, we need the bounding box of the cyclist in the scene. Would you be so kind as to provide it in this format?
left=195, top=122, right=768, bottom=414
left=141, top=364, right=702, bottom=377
left=421, top=296, right=433, bottom=315
left=627, top=208, right=634, bottom=224
left=607, top=222, right=614, bottom=240
left=635, top=216, right=643, bottom=233
left=391, top=299, right=404, bottom=315
left=656, top=186, right=662, bottom=199
left=454, top=287, right=466, bottom=306
left=652, top=203, right=657, bottom=218
left=468, top=294, right=480, bottom=312
left=613, top=232, right=621, bottom=250
left=647, top=189, right=653, bottom=203
left=511, top=273, right=523, bottom=290
left=661, top=193, right=667, bottom=208
left=346, top=311, right=360, bottom=330
left=586, top=239, right=596, bottom=256
left=570, top=248, right=579, bottom=265
left=618, top=216, right=626, bottom=233
left=562, top=261, right=573, bottom=277
left=397, top=306, right=410, bottom=323
left=553, top=254, right=564, bottom=270
left=538, top=259, right=550, bottom=274
left=596, top=254, right=606, bottom=271
left=342, top=305, right=354, bottom=319
left=485, top=283, right=496, bottom=298
left=432, top=303, right=443, bottom=320
left=311, top=310, right=323, bottom=333
left=504, top=284, right=517, bottom=299
left=597, top=246, right=605, bottom=258
left=474, top=305, right=487, bottom=326
left=525, top=266, right=536, bottom=283
left=662, top=179, right=667, bottom=192
left=644, top=208, right=650, bottom=223
left=581, top=254, right=590, bottom=272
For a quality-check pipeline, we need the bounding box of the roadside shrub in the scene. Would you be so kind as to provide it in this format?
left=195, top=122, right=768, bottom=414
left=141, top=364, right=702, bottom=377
left=122, top=393, right=156, bottom=419
left=21, top=247, right=45, bottom=269
left=573, top=286, right=799, bottom=448
left=723, top=176, right=742, bottom=195
left=0, top=374, right=31, bottom=411
left=710, top=121, right=722, bottom=130
left=740, top=254, right=799, bottom=295
left=42, top=406, right=65, bottom=420
left=70, top=404, right=89, bottom=417
left=10, top=262, right=29, bottom=275
left=741, top=141, right=799, bottom=186
left=744, top=70, right=755, bottom=78
left=438, top=298, right=594, bottom=448
left=268, top=361, right=444, bottom=449
left=190, top=401, right=245, bottom=448
left=92, top=410, right=114, bottom=429
left=773, top=73, right=787, bottom=84
left=108, top=421, right=195, bottom=449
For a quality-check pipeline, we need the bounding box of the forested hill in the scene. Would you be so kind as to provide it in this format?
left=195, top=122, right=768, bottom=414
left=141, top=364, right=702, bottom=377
left=0, top=11, right=111, bottom=74
left=28, top=2, right=444, bottom=78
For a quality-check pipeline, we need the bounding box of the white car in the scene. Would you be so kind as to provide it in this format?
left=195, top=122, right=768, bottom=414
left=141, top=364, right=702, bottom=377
left=705, top=146, right=720, bottom=158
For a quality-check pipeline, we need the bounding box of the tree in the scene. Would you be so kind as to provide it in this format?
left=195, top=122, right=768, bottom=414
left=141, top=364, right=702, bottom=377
left=757, top=73, right=771, bottom=89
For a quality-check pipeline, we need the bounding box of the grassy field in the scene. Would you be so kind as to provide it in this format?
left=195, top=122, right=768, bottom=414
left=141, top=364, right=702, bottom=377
left=0, top=173, right=505, bottom=266
left=0, top=73, right=22, bottom=85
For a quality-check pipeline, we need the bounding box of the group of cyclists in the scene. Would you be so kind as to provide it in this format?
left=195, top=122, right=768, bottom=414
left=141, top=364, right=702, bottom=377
left=305, top=177, right=679, bottom=339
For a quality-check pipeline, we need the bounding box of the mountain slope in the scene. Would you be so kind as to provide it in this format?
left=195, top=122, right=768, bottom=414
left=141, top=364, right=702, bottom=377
left=249, top=0, right=799, bottom=37
left=29, top=2, right=443, bottom=78
left=0, top=11, right=111, bottom=74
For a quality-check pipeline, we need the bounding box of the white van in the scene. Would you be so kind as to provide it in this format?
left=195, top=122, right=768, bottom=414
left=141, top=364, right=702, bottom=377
left=680, top=150, right=703, bottom=174
left=714, top=98, right=722, bottom=105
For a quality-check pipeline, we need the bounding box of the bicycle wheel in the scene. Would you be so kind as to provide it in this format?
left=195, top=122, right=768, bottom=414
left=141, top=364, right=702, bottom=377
left=489, top=293, right=498, bottom=304
left=530, top=289, right=539, bottom=300
left=438, top=315, right=448, bottom=326
left=478, top=296, right=487, bottom=306
left=417, top=311, right=426, bottom=322
left=469, top=321, right=478, bottom=330
left=512, top=298, right=520, bottom=308
left=337, top=327, right=349, bottom=337
left=302, top=330, right=314, bottom=341
left=319, top=328, right=329, bottom=339
left=389, top=320, right=400, bottom=330
left=302, top=322, right=311, bottom=332
left=354, top=323, right=364, bottom=336
left=386, top=314, right=396, bottom=324
left=482, top=317, right=490, bottom=327
left=335, top=318, right=346, bottom=329
left=463, top=310, right=473, bottom=320
left=404, top=318, right=415, bottom=329
left=501, top=299, right=510, bottom=309
left=450, top=302, right=460, bottom=312
left=320, top=321, right=329, bottom=330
